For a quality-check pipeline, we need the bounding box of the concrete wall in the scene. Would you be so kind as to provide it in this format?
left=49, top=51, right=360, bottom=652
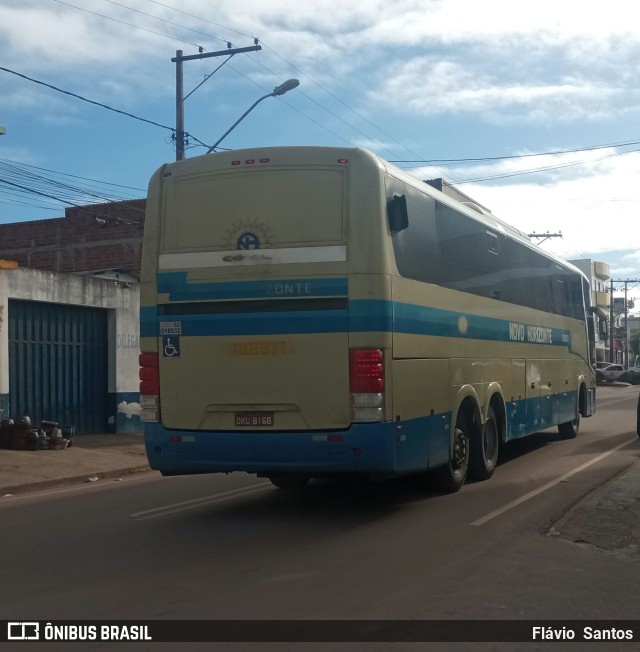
left=0, top=267, right=140, bottom=432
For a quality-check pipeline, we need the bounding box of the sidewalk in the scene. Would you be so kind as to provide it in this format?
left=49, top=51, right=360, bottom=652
left=0, top=432, right=151, bottom=495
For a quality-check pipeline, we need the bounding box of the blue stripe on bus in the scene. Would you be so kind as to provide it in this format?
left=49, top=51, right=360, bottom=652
left=177, top=310, right=348, bottom=336
left=143, top=390, right=579, bottom=476
left=379, top=301, right=569, bottom=347
left=157, top=272, right=348, bottom=301
left=142, top=299, right=572, bottom=349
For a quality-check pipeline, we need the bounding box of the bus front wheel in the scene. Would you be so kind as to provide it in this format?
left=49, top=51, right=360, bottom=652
left=433, top=414, right=470, bottom=493
left=558, top=411, right=580, bottom=439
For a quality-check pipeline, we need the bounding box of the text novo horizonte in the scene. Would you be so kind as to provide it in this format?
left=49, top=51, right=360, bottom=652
left=509, top=322, right=553, bottom=345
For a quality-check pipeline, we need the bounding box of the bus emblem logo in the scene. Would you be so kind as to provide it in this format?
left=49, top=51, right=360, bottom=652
left=237, top=231, right=260, bottom=250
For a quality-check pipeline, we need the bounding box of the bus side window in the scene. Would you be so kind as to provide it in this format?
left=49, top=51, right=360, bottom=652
left=387, top=194, right=409, bottom=232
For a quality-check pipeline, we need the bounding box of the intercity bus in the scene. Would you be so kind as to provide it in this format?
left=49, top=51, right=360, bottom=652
left=139, top=146, right=599, bottom=492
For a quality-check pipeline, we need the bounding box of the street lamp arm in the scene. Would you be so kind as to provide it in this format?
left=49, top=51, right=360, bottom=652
left=207, top=92, right=273, bottom=153
left=206, top=79, right=299, bottom=154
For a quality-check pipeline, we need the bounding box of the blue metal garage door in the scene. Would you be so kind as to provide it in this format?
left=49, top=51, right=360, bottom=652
left=8, top=299, right=109, bottom=433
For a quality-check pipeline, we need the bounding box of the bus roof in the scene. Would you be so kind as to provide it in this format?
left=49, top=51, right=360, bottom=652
left=153, top=146, right=588, bottom=284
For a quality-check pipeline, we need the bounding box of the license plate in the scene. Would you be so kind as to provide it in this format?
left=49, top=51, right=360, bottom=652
left=235, top=411, right=274, bottom=427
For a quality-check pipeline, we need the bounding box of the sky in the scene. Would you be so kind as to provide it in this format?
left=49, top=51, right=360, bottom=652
left=1, top=0, right=639, bottom=305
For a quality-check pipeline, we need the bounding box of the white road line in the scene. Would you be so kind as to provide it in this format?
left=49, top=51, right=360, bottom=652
left=129, top=482, right=271, bottom=520
left=471, top=436, right=638, bottom=527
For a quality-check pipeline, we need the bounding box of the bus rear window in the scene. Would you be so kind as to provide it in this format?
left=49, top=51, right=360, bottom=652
left=161, top=168, right=346, bottom=252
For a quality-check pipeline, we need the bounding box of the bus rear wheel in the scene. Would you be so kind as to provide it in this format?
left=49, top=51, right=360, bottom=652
left=433, top=414, right=470, bottom=493
left=268, top=473, right=310, bottom=490
left=469, top=405, right=499, bottom=480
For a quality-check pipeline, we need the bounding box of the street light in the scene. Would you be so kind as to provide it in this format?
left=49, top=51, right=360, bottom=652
left=206, top=79, right=300, bottom=153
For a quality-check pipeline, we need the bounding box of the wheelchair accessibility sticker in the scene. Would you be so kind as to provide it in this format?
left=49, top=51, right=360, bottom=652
left=163, top=336, right=181, bottom=357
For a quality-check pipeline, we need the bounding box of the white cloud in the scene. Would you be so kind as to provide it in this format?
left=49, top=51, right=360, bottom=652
left=1, top=0, right=639, bottom=287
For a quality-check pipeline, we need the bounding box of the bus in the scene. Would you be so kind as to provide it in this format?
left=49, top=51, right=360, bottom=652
left=139, top=146, right=600, bottom=493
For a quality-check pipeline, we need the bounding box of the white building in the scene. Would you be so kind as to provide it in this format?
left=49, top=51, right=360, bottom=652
left=569, top=259, right=612, bottom=363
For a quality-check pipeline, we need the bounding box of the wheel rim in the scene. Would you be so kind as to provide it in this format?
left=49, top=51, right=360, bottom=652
left=451, top=427, right=468, bottom=474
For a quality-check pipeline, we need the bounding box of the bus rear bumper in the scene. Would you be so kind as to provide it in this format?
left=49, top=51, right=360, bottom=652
left=144, top=414, right=451, bottom=478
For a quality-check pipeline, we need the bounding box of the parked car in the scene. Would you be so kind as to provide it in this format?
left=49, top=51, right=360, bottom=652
left=600, top=363, right=626, bottom=382
left=637, top=390, right=640, bottom=436
left=594, top=361, right=612, bottom=383
left=619, top=367, right=640, bottom=385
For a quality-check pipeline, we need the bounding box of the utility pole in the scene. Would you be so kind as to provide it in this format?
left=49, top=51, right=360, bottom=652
left=175, top=50, right=184, bottom=161
left=172, top=44, right=262, bottom=161
left=609, top=277, right=615, bottom=363
left=610, top=278, right=640, bottom=367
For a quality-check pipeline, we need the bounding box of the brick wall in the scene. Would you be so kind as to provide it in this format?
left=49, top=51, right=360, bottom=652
left=0, top=199, right=146, bottom=275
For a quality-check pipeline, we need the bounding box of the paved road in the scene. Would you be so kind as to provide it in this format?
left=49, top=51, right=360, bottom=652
left=1, top=384, right=639, bottom=651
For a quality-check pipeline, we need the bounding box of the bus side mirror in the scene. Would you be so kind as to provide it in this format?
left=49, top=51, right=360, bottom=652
left=387, top=194, right=409, bottom=233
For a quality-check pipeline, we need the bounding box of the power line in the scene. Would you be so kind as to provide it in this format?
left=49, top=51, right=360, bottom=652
left=0, top=65, right=213, bottom=153
left=155, top=0, right=417, bottom=158
left=0, top=159, right=145, bottom=193
left=452, top=147, right=640, bottom=184
left=101, top=0, right=228, bottom=45
left=50, top=0, right=203, bottom=49
left=0, top=158, right=147, bottom=222
left=0, top=66, right=175, bottom=133
left=391, top=139, right=640, bottom=166
left=136, top=0, right=421, bottom=159
left=146, top=0, right=257, bottom=41
left=0, top=178, right=142, bottom=224
left=50, top=0, right=422, bottom=158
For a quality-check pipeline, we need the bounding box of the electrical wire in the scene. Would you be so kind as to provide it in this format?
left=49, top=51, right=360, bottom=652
left=101, top=0, right=228, bottom=45
left=50, top=0, right=203, bottom=49
left=44, top=0, right=640, bottom=174
left=140, top=0, right=418, bottom=159
left=0, top=66, right=175, bottom=134
left=451, top=147, right=640, bottom=184
left=57, top=0, right=413, bottom=158
left=0, top=159, right=146, bottom=222
left=0, top=178, right=142, bottom=224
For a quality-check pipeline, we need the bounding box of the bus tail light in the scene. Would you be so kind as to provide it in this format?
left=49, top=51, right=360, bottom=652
left=350, top=349, right=385, bottom=422
left=139, top=352, right=160, bottom=422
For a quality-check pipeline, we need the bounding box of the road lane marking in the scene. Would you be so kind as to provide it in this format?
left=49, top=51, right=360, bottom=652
left=129, top=482, right=271, bottom=520
left=471, top=436, right=638, bottom=526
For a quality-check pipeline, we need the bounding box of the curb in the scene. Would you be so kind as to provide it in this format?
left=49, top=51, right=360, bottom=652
left=1, top=465, right=152, bottom=496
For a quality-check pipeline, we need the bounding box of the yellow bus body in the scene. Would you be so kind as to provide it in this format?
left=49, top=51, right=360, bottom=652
left=140, top=147, right=595, bottom=491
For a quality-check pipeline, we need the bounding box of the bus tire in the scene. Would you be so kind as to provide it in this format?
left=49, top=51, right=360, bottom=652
left=558, top=411, right=580, bottom=439
left=432, top=413, right=470, bottom=493
left=268, top=473, right=310, bottom=490
left=469, top=404, right=499, bottom=481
